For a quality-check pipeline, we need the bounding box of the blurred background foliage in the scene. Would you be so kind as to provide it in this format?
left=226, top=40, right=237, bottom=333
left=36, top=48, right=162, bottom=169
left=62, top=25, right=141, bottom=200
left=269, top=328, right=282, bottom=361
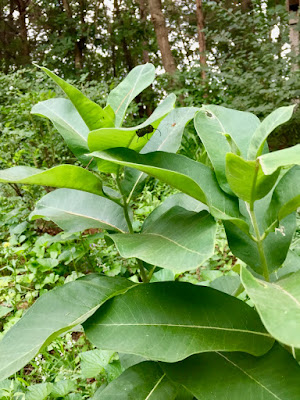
left=0, top=0, right=299, bottom=176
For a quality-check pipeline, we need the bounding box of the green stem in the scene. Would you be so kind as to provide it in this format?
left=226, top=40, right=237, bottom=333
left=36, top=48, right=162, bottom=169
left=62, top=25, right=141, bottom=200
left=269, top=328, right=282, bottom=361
left=147, top=266, right=156, bottom=281
left=115, top=169, right=149, bottom=283
left=232, top=282, right=244, bottom=297
left=137, top=259, right=149, bottom=283
left=249, top=207, right=269, bottom=281
left=248, top=160, right=270, bottom=282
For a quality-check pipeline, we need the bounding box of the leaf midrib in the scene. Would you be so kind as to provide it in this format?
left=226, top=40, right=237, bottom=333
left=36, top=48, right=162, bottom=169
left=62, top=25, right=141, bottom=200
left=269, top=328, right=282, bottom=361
left=216, top=352, right=282, bottom=400
left=92, top=323, right=271, bottom=337
left=145, top=373, right=166, bottom=400
left=36, top=102, right=87, bottom=142
left=133, top=232, right=207, bottom=257
left=35, top=205, right=126, bottom=233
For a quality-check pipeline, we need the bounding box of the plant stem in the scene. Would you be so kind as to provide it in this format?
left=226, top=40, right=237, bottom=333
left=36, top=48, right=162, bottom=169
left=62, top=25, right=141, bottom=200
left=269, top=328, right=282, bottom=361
left=248, top=161, right=270, bottom=282
left=137, top=259, right=149, bottom=283
left=116, top=169, right=149, bottom=283
left=116, top=172, right=134, bottom=234
left=148, top=266, right=157, bottom=281
left=249, top=207, right=269, bottom=281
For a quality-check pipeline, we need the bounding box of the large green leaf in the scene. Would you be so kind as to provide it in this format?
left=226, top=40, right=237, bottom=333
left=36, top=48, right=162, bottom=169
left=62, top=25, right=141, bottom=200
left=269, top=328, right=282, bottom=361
left=38, top=65, right=114, bottom=130
left=241, top=267, right=300, bottom=348
left=258, top=144, right=300, bottom=175
left=107, top=63, right=155, bottom=127
left=142, top=107, right=199, bottom=154
left=162, top=344, right=300, bottom=400
left=26, top=383, right=53, bottom=400
left=0, top=165, right=103, bottom=196
left=197, top=105, right=260, bottom=157
left=84, top=282, right=274, bottom=362
left=225, top=153, right=279, bottom=202
left=121, top=107, right=199, bottom=199
left=90, top=148, right=245, bottom=224
left=248, top=105, right=295, bottom=160
left=30, top=189, right=128, bottom=233
left=80, top=349, right=114, bottom=378
left=266, top=166, right=300, bottom=224
left=0, top=274, right=135, bottom=381
left=88, top=94, right=176, bottom=154
left=93, top=362, right=178, bottom=400
left=142, top=193, right=207, bottom=230
left=271, top=250, right=300, bottom=281
left=210, top=275, right=241, bottom=296
left=108, top=208, right=216, bottom=273
left=224, top=213, right=296, bottom=276
left=51, top=380, right=77, bottom=398
left=31, top=98, right=92, bottom=165
left=89, top=93, right=175, bottom=173
left=194, top=106, right=260, bottom=193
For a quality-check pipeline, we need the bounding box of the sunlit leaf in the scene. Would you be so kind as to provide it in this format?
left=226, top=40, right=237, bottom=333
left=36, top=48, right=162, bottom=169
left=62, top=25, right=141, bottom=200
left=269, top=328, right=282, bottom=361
left=84, top=282, right=273, bottom=362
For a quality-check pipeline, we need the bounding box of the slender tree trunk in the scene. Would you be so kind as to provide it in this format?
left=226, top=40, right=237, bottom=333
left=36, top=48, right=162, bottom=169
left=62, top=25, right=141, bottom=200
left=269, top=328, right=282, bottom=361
left=15, top=0, right=31, bottom=65
left=286, top=0, right=299, bottom=70
left=195, top=0, right=206, bottom=80
left=114, top=0, right=135, bottom=71
left=139, top=0, right=150, bottom=63
left=241, top=0, right=252, bottom=12
left=148, top=0, right=176, bottom=74
left=62, top=0, right=84, bottom=70
left=61, top=0, right=72, bottom=18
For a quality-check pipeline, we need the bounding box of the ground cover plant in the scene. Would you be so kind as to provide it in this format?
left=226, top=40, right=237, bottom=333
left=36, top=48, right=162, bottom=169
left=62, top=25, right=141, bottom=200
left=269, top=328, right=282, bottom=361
left=0, top=64, right=300, bottom=399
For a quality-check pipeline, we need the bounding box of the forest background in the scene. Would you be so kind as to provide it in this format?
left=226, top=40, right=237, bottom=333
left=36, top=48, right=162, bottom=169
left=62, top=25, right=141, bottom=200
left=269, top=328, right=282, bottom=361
left=0, top=0, right=299, bottom=399
left=0, top=0, right=299, bottom=171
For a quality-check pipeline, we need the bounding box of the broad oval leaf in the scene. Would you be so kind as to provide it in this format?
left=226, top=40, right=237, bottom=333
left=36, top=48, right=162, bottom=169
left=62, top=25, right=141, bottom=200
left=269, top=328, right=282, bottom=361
left=142, top=107, right=200, bottom=154
left=224, top=213, right=296, bottom=276
left=0, top=165, right=103, bottom=196
left=162, top=344, right=300, bottom=400
left=51, top=380, right=77, bottom=398
left=90, top=148, right=245, bottom=224
left=84, top=282, right=274, bottom=362
left=225, top=153, right=279, bottom=202
left=271, top=249, right=300, bottom=281
left=30, top=188, right=128, bottom=233
left=142, top=193, right=208, bottom=230
left=248, top=105, right=295, bottom=160
left=31, top=98, right=92, bottom=165
left=26, top=383, right=53, bottom=400
left=80, top=349, right=114, bottom=379
left=109, top=208, right=216, bottom=273
left=38, top=65, right=114, bottom=130
left=93, top=361, right=178, bottom=400
left=258, top=144, right=300, bottom=175
left=241, top=267, right=300, bottom=348
left=194, top=106, right=260, bottom=194
left=267, top=166, right=300, bottom=224
left=210, top=274, right=241, bottom=296
left=88, top=94, right=176, bottom=154
left=107, top=63, right=155, bottom=127
left=0, top=274, right=135, bottom=381
left=121, top=107, right=199, bottom=200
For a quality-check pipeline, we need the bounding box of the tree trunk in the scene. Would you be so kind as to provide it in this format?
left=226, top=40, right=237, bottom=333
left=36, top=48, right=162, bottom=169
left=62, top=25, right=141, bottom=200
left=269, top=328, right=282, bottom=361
left=62, top=0, right=84, bottom=71
left=241, top=0, right=253, bottom=12
left=148, top=0, right=176, bottom=74
left=61, top=0, right=72, bottom=17
left=15, top=0, right=31, bottom=65
left=195, top=0, right=206, bottom=80
left=286, top=0, right=299, bottom=70
left=139, top=0, right=150, bottom=63
left=114, top=0, right=135, bottom=71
